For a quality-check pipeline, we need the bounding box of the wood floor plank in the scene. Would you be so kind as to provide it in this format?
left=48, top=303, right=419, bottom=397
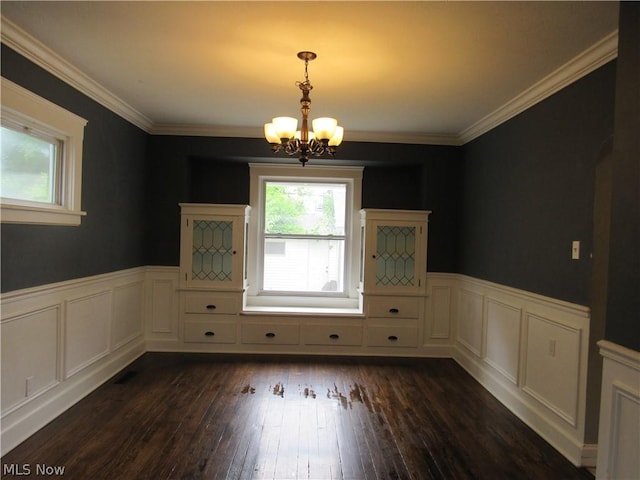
left=1, top=353, right=595, bottom=480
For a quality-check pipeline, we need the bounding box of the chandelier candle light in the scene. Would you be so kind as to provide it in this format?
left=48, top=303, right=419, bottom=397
left=264, top=51, right=344, bottom=166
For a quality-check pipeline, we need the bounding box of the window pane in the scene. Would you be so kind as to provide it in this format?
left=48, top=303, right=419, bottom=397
left=0, top=126, right=59, bottom=204
left=265, top=182, right=346, bottom=235
left=263, top=238, right=344, bottom=292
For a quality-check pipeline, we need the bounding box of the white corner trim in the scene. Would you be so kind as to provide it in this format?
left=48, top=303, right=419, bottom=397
left=457, top=274, right=590, bottom=317
left=1, top=17, right=154, bottom=132
left=459, top=30, right=618, bottom=144
left=598, top=340, right=640, bottom=371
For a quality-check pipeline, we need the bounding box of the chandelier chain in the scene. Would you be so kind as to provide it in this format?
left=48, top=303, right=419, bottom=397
left=295, top=58, right=313, bottom=91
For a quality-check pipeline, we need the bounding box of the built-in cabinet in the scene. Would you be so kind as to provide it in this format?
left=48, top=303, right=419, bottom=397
left=361, top=209, right=430, bottom=349
left=178, top=204, right=431, bottom=352
left=179, top=204, right=249, bottom=344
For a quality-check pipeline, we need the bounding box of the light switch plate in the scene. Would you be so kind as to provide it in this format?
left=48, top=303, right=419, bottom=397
left=572, top=240, right=580, bottom=260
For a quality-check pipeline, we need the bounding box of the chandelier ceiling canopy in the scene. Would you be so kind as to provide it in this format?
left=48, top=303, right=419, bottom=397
left=264, top=51, right=343, bottom=166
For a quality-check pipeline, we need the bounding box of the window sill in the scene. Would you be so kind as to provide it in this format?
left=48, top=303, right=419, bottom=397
left=1, top=203, right=86, bottom=226
left=242, top=306, right=364, bottom=317
left=244, top=295, right=363, bottom=316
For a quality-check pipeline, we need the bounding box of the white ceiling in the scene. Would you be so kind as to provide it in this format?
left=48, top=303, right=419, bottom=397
left=0, top=1, right=619, bottom=145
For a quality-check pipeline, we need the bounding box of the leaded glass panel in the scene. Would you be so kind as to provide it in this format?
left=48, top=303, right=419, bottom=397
left=375, top=225, right=416, bottom=286
left=192, top=220, right=233, bottom=281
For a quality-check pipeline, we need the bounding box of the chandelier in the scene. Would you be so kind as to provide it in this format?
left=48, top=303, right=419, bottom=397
left=264, top=51, right=344, bottom=166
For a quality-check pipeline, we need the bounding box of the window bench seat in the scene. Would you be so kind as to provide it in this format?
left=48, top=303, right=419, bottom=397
left=241, top=305, right=364, bottom=317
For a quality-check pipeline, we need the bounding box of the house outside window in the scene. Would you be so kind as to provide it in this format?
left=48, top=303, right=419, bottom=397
left=247, top=164, right=363, bottom=310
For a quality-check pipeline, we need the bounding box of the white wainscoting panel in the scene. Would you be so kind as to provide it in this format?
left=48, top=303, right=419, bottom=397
left=64, top=290, right=112, bottom=379
left=112, top=281, right=144, bottom=350
left=484, top=298, right=522, bottom=385
left=456, top=288, right=484, bottom=357
left=596, top=341, right=640, bottom=480
left=150, top=280, right=174, bottom=333
left=0, top=268, right=146, bottom=456
left=422, top=273, right=455, bottom=356
left=3, top=266, right=603, bottom=471
left=523, top=313, right=582, bottom=426
left=430, top=285, right=452, bottom=339
left=1, top=306, right=60, bottom=415
left=144, top=267, right=180, bottom=348
left=452, top=275, right=591, bottom=466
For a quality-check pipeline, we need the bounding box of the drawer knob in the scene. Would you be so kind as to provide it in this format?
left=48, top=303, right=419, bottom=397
left=389, top=308, right=399, bottom=314
left=265, top=332, right=276, bottom=338
left=329, top=334, right=340, bottom=340
left=388, top=335, right=399, bottom=341
left=206, top=304, right=217, bottom=310
left=205, top=331, right=215, bottom=337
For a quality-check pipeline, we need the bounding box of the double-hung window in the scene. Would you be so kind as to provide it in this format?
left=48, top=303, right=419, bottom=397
left=1, top=78, right=87, bottom=225
left=1, top=120, right=63, bottom=205
left=247, top=164, right=363, bottom=310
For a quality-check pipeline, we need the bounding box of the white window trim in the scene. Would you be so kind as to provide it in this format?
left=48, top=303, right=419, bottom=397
left=247, top=163, right=363, bottom=310
left=1, top=77, right=87, bottom=226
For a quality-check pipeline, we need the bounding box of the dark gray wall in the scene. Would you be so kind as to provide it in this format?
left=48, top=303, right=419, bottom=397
left=1, top=45, right=148, bottom=292
left=605, top=2, right=640, bottom=351
left=1, top=34, right=629, bottom=329
left=144, top=136, right=462, bottom=273
left=459, top=61, right=617, bottom=306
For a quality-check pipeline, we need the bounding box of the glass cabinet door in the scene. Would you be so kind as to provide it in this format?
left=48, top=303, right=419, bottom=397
left=375, top=225, right=417, bottom=287
left=180, top=204, right=249, bottom=290
left=361, top=209, right=429, bottom=295
left=191, top=219, right=235, bottom=282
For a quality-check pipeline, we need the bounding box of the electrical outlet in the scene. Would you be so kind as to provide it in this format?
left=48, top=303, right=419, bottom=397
left=572, top=241, right=580, bottom=260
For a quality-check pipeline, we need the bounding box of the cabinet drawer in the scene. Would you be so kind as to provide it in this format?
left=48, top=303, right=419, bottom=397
left=184, top=293, right=240, bottom=314
left=303, top=324, right=363, bottom=346
left=183, top=321, right=237, bottom=343
left=241, top=323, right=300, bottom=345
left=366, top=296, right=420, bottom=318
left=366, top=325, right=418, bottom=347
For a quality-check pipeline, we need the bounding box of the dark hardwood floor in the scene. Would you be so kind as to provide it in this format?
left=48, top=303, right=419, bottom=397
left=1, top=353, right=594, bottom=479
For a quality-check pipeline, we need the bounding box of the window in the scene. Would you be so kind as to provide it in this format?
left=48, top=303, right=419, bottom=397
left=1, top=78, right=87, bottom=225
left=1, top=122, right=62, bottom=205
left=247, top=164, right=363, bottom=309
left=263, top=181, right=347, bottom=294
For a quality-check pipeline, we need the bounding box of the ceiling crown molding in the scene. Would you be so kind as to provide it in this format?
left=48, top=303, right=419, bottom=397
left=150, top=124, right=263, bottom=138
left=1, top=17, right=154, bottom=132
left=459, top=29, right=618, bottom=144
left=341, top=130, right=462, bottom=146
left=150, top=123, right=462, bottom=146
left=2, top=15, right=618, bottom=146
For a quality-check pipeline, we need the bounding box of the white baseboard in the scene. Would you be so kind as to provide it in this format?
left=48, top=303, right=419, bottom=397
left=582, top=444, right=598, bottom=468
